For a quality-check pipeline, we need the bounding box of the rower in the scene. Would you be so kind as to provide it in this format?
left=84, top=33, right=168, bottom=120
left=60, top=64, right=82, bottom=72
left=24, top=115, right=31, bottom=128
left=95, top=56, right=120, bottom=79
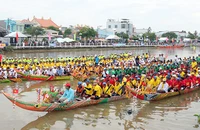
left=102, top=82, right=112, bottom=98
left=157, top=78, right=169, bottom=93
left=83, top=79, right=93, bottom=98
left=76, top=82, right=84, bottom=97
left=58, top=83, right=75, bottom=103
left=91, top=81, right=102, bottom=100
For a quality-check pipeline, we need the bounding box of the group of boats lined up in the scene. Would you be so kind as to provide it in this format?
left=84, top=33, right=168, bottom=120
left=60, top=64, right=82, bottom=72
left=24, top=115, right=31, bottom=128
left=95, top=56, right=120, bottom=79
left=1, top=52, right=200, bottom=112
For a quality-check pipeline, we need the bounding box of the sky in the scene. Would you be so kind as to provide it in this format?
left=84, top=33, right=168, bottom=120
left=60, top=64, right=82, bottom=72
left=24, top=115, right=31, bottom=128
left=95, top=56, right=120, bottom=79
left=1, top=0, right=200, bottom=32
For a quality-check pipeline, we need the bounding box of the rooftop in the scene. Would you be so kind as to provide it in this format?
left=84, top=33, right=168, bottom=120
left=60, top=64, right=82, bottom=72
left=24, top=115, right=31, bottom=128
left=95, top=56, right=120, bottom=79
left=32, top=16, right=59, bottom=28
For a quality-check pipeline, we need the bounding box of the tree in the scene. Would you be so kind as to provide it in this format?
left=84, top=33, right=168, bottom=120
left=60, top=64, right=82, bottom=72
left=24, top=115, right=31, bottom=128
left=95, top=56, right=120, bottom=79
left=63, top=28, right=72, bottom=37
left=116, top=32, right=129, bottom=40
left=142, top=32, right=156, bottom=41
left=47, top=26, right=59, bottom=31
left=132, top=35, right=139, bottom=40
left=187, top=31, right=198, bottom=39
left=47, top=26, right=62, bottom=35
left=161, top=32, right=177, bottom=39
left=25, top=26, right=45, bottom=40
left=79, top=26, right=97, bottom=39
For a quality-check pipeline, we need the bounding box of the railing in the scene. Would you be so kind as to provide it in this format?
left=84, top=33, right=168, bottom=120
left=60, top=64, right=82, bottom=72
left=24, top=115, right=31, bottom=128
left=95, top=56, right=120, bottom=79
left=12, top=42, right=195, bottom=49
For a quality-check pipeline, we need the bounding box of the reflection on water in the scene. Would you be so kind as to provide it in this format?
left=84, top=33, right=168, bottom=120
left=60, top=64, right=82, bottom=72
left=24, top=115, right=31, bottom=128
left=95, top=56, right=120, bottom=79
left=1, top=47, right=200, bottom=130
left=4, top=47, right=200, bottom=59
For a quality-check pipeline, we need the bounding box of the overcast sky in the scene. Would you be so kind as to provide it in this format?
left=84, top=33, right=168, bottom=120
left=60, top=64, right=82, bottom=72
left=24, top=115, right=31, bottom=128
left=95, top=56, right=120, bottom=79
left=1, top=0, right=200, bottom=32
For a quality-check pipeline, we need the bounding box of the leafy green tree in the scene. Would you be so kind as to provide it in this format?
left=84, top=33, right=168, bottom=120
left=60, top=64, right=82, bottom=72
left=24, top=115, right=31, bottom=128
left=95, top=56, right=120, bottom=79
left=162, top=32, right=177, bottom=39
left=142, top=32, right=156, bottom=41
left=116, top=32, right=129, bottom=40
left=47, top=26, right=62, bottom=35
left=79, top=26, right=97, bottom=39
left=47, top=26, right=59, bottom=31
left=63, top=28, right=72, bottom=37
left=187, top=31, right=198, bottom=39
left=132, top=35, right=139, bottom=40
left=25, top=26, right=45, bottom=40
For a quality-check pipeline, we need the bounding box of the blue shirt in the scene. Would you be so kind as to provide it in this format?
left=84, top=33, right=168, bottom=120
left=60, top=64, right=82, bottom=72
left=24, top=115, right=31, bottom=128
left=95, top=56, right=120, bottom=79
left=95, top=57, right=99, bottom=64
left=61, top=88, right=75, bottom=102
left=57, top=68, right=63, bottom=76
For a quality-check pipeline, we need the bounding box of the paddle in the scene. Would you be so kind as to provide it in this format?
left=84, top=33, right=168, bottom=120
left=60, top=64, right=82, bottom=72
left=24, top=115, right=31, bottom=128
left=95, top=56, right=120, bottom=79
left=10, top=78, right=22, bottom=82
left=46, top=75, right=54, bottom=81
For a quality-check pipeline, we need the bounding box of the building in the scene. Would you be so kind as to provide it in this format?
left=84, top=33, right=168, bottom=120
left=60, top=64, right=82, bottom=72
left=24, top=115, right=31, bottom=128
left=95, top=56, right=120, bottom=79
left=15, top=21, right=25, bottom=33
left=31, top=16, right=60, bottom=29
left=106, top=19, right=133, bottom=36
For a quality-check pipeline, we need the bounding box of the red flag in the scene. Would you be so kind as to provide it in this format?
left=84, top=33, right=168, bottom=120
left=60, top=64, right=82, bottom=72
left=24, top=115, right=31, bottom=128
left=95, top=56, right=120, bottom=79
left=16, top=32, right=19, bottom=42
left=0, top=54, right=2, bottom=62
left=13, top=88, right=19, bottom=94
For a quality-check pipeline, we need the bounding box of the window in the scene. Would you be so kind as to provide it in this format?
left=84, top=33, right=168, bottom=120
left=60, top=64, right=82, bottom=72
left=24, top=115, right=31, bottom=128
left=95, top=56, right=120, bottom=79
left=121, top=24, right=125, bottom=29
left=108, top=25, right=111, bottom=28
left=115, top=25, right=118, bottom=28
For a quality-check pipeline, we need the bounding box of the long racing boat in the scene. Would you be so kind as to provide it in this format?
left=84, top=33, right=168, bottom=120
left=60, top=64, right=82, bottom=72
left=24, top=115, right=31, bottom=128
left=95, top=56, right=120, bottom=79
left=2, top=92, right=127, bottom=112
left=126, top=86, right=200, bottom=101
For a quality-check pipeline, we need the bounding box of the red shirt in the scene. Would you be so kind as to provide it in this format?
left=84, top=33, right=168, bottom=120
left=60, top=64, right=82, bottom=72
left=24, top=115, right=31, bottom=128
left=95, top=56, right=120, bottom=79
left=109, top=78, right=116, bottom=86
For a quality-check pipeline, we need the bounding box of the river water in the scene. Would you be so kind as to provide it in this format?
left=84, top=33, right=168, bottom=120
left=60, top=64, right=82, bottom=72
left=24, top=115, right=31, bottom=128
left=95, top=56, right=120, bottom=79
left=0, top=47, right=200, bottom=130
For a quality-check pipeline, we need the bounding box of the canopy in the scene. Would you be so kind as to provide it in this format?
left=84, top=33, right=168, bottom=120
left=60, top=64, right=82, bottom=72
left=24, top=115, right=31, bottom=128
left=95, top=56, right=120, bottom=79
left=106, top=35, right=121, bottom=40
left=56, top=38, right=65, bottom=43
left=4, top=32, right=27, bottom=38
left=55, top=38, right=75, bottom=43
left=63, top=38, right=75, bottom=42
left=183, top=38, right=191, bottom=42
left=159, top=37, right=168, bottom=41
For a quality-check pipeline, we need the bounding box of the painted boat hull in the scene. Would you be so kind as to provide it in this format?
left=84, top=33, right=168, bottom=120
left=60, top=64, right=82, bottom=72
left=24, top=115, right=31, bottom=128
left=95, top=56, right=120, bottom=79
left=2, top=92, right=127, bottom=112
left=17, top=71, right=70, bottom=81
left=126, top=86, right=200, bottom=101
left=158, top=44, right=184, bottom=48
left=0, top=78, right=26, bottom=83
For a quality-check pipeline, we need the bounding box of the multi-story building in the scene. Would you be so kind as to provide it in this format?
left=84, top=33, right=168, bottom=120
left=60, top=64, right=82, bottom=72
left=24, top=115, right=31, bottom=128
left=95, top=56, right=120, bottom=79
left=106, top=19, right=133, bottom=36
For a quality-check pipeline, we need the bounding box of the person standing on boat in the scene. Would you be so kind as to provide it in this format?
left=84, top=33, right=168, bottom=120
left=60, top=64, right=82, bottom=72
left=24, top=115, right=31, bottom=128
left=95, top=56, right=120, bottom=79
left=59, top=83, right=75, bottom=103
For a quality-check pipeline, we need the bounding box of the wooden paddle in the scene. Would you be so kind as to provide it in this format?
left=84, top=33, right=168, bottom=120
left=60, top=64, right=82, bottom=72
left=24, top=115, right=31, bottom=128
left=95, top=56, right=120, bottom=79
left=10, top=78, right=22, bottom=82
left=46, top=75, right=54, bottom=81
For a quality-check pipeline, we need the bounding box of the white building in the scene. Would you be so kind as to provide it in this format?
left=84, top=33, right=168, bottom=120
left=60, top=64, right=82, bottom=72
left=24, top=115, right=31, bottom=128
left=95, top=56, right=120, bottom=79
left=106, top=19, right=133, bottom=36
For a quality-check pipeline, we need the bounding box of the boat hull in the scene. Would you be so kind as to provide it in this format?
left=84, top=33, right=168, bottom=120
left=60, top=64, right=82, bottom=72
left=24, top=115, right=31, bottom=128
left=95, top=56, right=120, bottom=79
left=126, top=86, right=200, bottom=101
left=157, top=44, right=184, bottom=48
left=16, top=71, right=70, bottom=81
left=2, top=92, right=127, bottom=112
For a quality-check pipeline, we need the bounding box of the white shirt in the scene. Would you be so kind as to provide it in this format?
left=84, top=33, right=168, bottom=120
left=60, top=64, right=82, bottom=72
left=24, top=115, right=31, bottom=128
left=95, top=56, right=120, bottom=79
left=157, top=82, right=169, bottom=93
left=3, top=71, right=7, bottom=79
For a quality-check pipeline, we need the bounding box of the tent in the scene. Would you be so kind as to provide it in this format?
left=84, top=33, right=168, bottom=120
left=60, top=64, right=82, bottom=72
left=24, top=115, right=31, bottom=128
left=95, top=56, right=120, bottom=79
left=56, top=38, right=65, bottom=43
left=4, top=32, right=27, bottom=38
left=106, top=35, right=121, bottom=40
left=183, top=38, right=191, bottom=42
left=63, top=38, right=75, bottom=42
left=159, top=37, right=168, bottom=41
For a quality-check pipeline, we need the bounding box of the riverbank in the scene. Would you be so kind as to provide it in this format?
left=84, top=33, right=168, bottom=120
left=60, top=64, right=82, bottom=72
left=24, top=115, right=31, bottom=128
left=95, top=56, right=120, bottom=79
left=13, top=45, right=158, bottom=53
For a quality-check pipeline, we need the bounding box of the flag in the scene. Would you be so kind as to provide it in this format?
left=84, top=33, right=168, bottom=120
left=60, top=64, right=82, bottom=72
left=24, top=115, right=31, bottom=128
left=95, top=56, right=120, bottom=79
left=16, top=32, right=19, bottom=43
left=172, top=38, right=174, bottom=43
left=0, top=54, right=2, bottom=62
left=166, top=37, right=169, bottom=42
left=48, top=32, right=51, bottom=41
left=13, top=88, right=19, bottom=94
left=74, top=33, right=76, bottom=40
